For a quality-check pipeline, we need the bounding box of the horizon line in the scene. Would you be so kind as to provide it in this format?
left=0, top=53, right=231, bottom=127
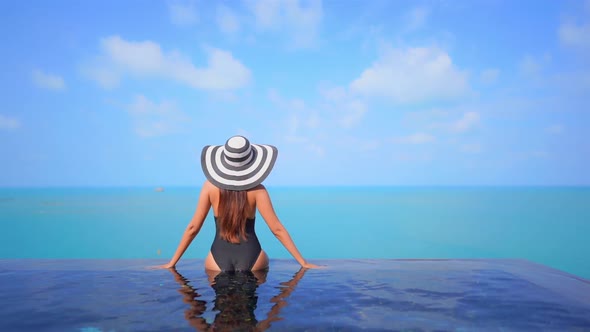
left=1, top=184, right=589, bottom=189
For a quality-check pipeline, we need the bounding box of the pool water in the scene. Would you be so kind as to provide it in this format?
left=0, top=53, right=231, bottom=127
left=1, top=259, right=589, bottom=331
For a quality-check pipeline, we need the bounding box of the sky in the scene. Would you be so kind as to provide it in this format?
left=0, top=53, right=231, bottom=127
left=1, top=0, right=589, bottom=187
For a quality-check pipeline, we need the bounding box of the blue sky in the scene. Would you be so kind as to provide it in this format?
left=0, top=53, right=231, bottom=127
left=1, top=0, right=589, bottom=186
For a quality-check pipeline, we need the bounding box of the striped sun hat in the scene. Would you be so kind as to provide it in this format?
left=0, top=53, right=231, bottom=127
left=201, top=135, right=278, bottom=191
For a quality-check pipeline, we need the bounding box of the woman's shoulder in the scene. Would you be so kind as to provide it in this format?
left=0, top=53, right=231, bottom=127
left=202, top=180, right=220, bottom=198
left=203, top=180, right=215, bottom=191
left=250, top=184, right=266, bottom=191
left=248, top=184, right=268, bottom=196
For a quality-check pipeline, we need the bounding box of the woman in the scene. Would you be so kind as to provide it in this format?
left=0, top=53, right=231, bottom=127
left=156, top=135, right=319, bottom=271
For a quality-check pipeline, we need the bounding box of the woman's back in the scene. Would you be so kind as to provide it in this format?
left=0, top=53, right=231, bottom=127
left=211, top=215, right=261, bottom=271
left=209, top=185, right=257, bottom=220
left=209, top=185, right=262, bottom=271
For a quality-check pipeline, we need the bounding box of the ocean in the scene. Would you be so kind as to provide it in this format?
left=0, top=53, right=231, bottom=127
left=1, top=186, right=589, bottom=278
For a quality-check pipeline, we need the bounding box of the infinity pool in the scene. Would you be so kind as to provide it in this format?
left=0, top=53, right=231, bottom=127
left=1, top=259, right=589, bottom=331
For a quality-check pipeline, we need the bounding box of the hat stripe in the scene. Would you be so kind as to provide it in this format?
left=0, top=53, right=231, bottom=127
left=222, top=149, right=256, bottom=170
left=210, top=145, right=268, bottom=181
left=213, top=145, right=263, bottom=176
left=224, top=150, right=253, bottom=163
left=224, top=148, right=250, bottom=159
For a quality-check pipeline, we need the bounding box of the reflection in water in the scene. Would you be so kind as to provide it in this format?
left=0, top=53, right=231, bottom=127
left=168, top=268, right=307, bottom=331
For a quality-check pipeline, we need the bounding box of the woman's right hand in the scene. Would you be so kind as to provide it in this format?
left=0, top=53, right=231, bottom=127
left=302, top=262, right=323, bottom=269
left=148, top=263, right=175, bottom=270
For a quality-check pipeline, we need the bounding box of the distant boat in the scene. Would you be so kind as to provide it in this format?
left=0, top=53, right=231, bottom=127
left=155, top=187, right=165, bottom=192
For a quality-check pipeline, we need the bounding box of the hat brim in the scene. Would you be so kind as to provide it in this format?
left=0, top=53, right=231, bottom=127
left=201, top=143, right=278, bottom=191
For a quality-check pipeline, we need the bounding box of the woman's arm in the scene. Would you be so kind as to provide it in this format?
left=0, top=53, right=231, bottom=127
left=160, top=182, right=212, bottom=268
left=255, top=185, right=319, bottom=269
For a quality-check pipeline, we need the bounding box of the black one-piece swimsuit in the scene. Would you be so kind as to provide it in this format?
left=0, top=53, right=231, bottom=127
left=210, top=217, right=262, bottom=271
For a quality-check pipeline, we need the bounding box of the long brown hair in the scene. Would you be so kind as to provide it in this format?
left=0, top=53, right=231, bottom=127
left=218, top=189, right=249, bottom=243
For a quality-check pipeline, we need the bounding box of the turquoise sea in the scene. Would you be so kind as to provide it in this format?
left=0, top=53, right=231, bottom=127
left=1, top=186, right=589, bottom=279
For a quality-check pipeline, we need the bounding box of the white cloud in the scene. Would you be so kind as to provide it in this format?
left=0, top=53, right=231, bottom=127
left=512, top=149, right=551, bottom=161
left=353, top=138, right=380, bottom=151
left=480, top=68, right=499, bottom=84
left=319, top=85, right=346, bottom=102
left=248, top=0, right=323, bottom=48
left=271, top=85, right=369, bottom=154
left=127, top=95, right=190, bottom=137
left=559, top=22, right=590, bottom=50
left=393, top=132, right=436, bottom=144
left=250, top=0, right=281, bottom=27
left=405, top=6, right=430, bottom=31
left=530, top=150, right=549, bottom=158
left=450, top=112, right=480, bottom=133
left=318, top=84, right=368, bottom=128
left=350, top=46, right=469, bottom=103
left=339, top=100, right=367, bottom=128
left=338, top=136, right=381, bottom=152
left=519, top=54, right=552, bottom=78
left=85, top=36, right=251, bottom=91
left=268, top=89, right=307, bottom=112
left=546, top=124, right=564, bottom=134
left=217, top=5, right=240, bottom=35
left=404, top=107, right=449, bottom=124
left=307, top=112, right=320, bottom=128
left=460, top=143, right=481, bottom=154
left=284, top=114, right=307, bottom=143
left=283, top=113, right=322, bottom=146
left=32, top=69, right=66, bottom=91
left=0, top=114, right=20, bottom=130
left=361, top=140, right=380, bottom=151
left=236, top=128, right=251, bottom=138
left=559, top=1, right=590, bottom=51
left=307, top=143, right=325, bottom=157
left=169, top=0, right=198, bottom=26
left=269, top=89, right=320, bottom=142
left=84, top=67, right=119, bottom=89
left=519, top=55, right=541, bottom=76
left=393, top=152, right=432, bottom=163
